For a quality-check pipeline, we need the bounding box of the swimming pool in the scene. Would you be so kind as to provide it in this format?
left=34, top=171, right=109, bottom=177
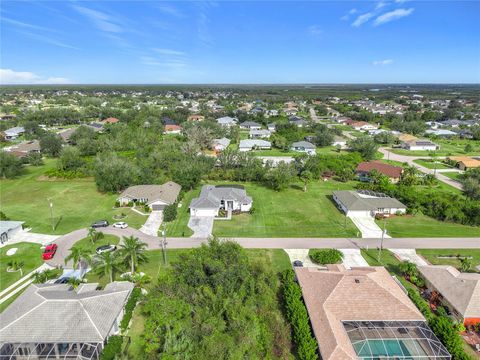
left=353, top=339, right=427, bottom=359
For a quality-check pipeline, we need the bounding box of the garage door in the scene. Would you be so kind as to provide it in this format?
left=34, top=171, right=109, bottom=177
left=151, top=204, right=165, bottom=211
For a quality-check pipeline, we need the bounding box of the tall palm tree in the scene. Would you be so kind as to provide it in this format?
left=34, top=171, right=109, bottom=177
left=120, top=236, right=148, bottom=274
left=88, top=228, right=104, bottom=244
left=65, top=247, right=91, bottom=270
left=93, top=251, right=122, bottom=283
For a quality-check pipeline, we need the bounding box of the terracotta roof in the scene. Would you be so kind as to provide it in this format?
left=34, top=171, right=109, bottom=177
left=295, top=266, right=424, bottom=360
left=356, top=160, right=403, bottom=178
left=103, top=117, right=119, bottom=124
left=165, top=124, right=182, bottom=131
left=448, top=156, right=480, bottom=168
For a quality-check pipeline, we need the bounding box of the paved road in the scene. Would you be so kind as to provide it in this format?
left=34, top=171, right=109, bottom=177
left=379, top=147, right=463, bottom=190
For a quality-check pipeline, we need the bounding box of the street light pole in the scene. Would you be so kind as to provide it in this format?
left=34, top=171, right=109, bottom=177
left=377, top=216, right=387, bottom=263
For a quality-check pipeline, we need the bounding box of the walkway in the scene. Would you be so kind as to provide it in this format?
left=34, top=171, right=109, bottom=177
left=389, top=249, right=428, bottom=266
left=140, top=211, right=163, bottom=236
left=379, top=147, right=463, bottom=190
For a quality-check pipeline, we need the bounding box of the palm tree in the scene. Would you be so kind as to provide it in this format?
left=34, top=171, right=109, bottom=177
left=120, top=236, right=148, bottom=274
left=68, top=277, right=82, bottom=289
left=7, top=260, right=24, bottom=276
left=32, top=269, right=58, bottom=284
left=88, top=228, right=104, bottom=244
left=65, top=247, right=91, bottom=270
left=93, top=251, right=122, bottom=283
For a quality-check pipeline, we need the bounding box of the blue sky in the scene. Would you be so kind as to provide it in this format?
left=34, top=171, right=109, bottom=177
left=1, top=1, right=479, bottom=84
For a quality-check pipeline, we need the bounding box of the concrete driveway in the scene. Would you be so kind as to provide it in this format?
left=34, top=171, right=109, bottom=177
left=284, top=249, right=323, bottom=268
left=389, top=249, right=428, bottom=266
left=188, top=216, right=214, bottom=238
left=340, top=249, right=369, bottom=268
left=1, top=230, right=59, bottom=248
left=140, top=211, right=163, bottom=236
left=348, top=214, right=391, bottom=239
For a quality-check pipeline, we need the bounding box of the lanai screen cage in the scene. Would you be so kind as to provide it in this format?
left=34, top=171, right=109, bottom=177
left=343, top=320, right=451, bottom=359
left=0, top=342, right=101, bottom=360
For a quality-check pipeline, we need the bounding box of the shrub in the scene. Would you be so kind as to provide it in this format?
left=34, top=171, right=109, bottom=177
left=114, top=200, right=120, bottom=208
left=309, top=249, right=343, bottom=265
left=281, top=270, right=319, bottom=360
left=119, top=287, right=141, bottom=332
left=100, top=335, right=123, bottom=360
left=163, top=203, right=177, bottom=222
left=143, top=204, right=151, bottom=213
left=0, top=211, right=9, bottom=220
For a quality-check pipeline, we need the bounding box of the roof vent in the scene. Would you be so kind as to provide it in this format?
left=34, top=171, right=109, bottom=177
left=355, top=279, right=360, bottom=284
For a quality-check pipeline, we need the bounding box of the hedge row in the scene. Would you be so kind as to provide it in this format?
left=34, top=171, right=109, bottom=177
left=308, top=249, right=343, bottom=265
left=120, top=287, right=141, bottom=332
left=281, top=270, right=319, bottom=360
left=407, top=288, right=472, bottom=360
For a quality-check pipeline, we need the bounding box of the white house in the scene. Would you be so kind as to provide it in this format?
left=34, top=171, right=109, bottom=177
left=189, top=185, right=252, bottom=217
left=332, top=136, right=348, bottom=149
left=249, top=129, right=271, bottom=139
left=425, top=129, right=457, bottom=138
left=0, top=221, right=24, bottom=245
left=290, top=141, right=316, bottom=155
left=211, top=138, right=231, bottom=151
left=239, top=121, right=262, bottom=130
left=402, top=140, right=438, bottom=151
left=216, top=116, right=237, bottom=127
left=267, top=123, right=276, bottom=132
left=333, top=190, right=407, bottom=217
left=3, top=127, right=25, bottom=140
left=239, top=139, right=271, bottom=152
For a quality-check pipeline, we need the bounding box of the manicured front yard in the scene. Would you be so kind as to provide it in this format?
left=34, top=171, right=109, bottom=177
left=0, top=160, right=147, bottom=234
left=376, top=214, right=480, bottom=237
left=441, top=171, right=462, bottom=181
left=213, top=181, right=358, bottom=237
left=71, top=234, right=120, bottom=254
left=413, top=159, right=452, bottom=169
left=0, top=242, right=43, bottom=292
left=163, top=189, right=199, bottom=237
left=417, top=249, right=480, bottom=272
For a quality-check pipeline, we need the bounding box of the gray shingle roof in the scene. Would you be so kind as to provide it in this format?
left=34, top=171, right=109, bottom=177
left=118, top=181, right=181, bottom=205
left=291, top=141, right=315, bottom=149
left=333, top=190, right=406, bottom=211
left=190, top=185, right=252, bottom=210
left=239, top=139, right=271, bottom=149
left=0, top=282, right=133, bottom=343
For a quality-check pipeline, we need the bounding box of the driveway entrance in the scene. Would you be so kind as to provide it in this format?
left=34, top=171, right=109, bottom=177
left=348, top=214, right=391, bottom=239
left=188, top=216, right=214, bottom=238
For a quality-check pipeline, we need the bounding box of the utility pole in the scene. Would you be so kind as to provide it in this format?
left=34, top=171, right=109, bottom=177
left=377, top=216, right=387, bottom=263
left=161, top=223, right=167, bottom=265
left=48, top=198, right=55, bottom=231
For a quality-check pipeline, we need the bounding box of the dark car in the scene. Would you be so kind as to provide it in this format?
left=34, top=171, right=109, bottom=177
left=96, top=244, right=117, bottom=254
left=293, top=260, right=303, bottom=267
left=54, top=277, right=71, bottom=284
left=91, top=220, right=109, bottom=228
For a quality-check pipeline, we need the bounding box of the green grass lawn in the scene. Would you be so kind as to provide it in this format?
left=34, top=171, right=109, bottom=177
left=164, top=190, right=199, bottom=237
left=417, top=249, right=480, bottom=272
left=376, top=214, right=480, bottom=237
left=390, top=139, right=480, bottom=157
left=0, top=242, right=43, bottom=292
left=0, top=160, right=147, bottom=234
left=441, top=171, right=462, bottom=181
left=413, top=159, right=452, bottom=169
left=213, top=181, right=358, bottom=237
left=71, top=234, right=120, bottom=254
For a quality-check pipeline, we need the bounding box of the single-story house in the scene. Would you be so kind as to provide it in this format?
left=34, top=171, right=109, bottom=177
left=332, top=136, right=347, bottom=149
left=284, top=108, right=298, bottom=116
left=289, top=116, right=308, bottom=128
left=239, top=121, right=262, bottom=130
left=402, top=140, right=438, bottom=151
left=425, top=129, right=457, bottom=138
left=249, top=129, right=271, bottom=139
left=290, top=141, right=316, bottom=155
left=356, top=160, right=404, bottom=183
left=117, top=181, right=181, bottom=210
left=7, top=140, right=41, bottom=158
left=0, top=282, right=134, bottom=359
left=448, top=156, right=480, bottom=171
left=189, top=185, right=252, bottom=217
left=267, top=123, right=276, bottom=132
left=216, top=116, right=237, bottom=127
left=238, top=139, right=271, bottom=152
left=350, top=121, right=379, bottom=131
left=211, top=137, right=231, bottom=151
left=58, top=128, right=76, bottom=143
left=102, top=117, right=119, bottom=124
left=295, top=265, right=450, bottom=360
left=0, top=221, right=24, bottom=245
left=3, top=127, right=25, bottom=140
left=265, top=110, right=279, bottom=117
left=164, top=124, right=182, bottom=134
left=418, top=265, right=480, bottom=326
left=333, top=189, right=407, bottom=217
left=188, top=114, right=205, bottom=122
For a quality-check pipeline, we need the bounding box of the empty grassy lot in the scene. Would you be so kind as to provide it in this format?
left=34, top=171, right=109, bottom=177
left=0, top=160, right=147, bottom=234
left=376, top=214, right=480, bottom=237
left=417, top=249, right=480, bottom=272
left=213, top=181, right=358, bottom=237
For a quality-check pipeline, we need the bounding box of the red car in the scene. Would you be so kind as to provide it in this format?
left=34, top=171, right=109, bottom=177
left=42, top=244, right=58, bottom=260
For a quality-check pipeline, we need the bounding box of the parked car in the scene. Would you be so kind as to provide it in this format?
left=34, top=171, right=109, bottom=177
left=91, top=220, right=109, bottom=228
left=42, top=244, right=58, bottom=260
left=96, top=244, right=117, bottom=254
left=54, top=277, right=71, bottom=284
left=113, top=222, right=128, bottom=229
left=293, top=260, right=303, bottom=267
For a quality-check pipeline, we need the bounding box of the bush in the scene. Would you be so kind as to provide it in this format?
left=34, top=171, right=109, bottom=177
left=163, top=203, right=178, bottom=222
left=309, top=249, right=343, bottom=265
left=281, top=270, right=319, bottom=360
left=100, top=335, right=123, bottom=360
left=0, top=211, right=9, bottom=220
left=120, top=287, right=141, bottom=332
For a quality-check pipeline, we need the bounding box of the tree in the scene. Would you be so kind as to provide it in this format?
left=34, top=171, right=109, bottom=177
left=7, top=260, right=24, bottom=276
left=24, top=152, right=43, bottom=166
left=93, top=251, right=122, bottom=283
left=399, top=261, right=418, bottom=278
left=0, top=152, right=23, bottom=178
left=94, top=153, right=138, bottom=192
left=464, top=143, right=473, bottom=153
left=347, top=137, right=378, bottom=160
left=300, top=170, right=313, bottom=192
left=163, top=203, right=178, bottom=222
left=460, top=257, right=472, bottom=272
left=263, top=162, right=296, bottom=191
left=40, top=133, right=63, bottom=157
left=88, top=228, right=104, bottom=244
left=68, top=277, right=82, bottom=289
left=65, top=247, right=91, bottom=270
left=32, top=269, right=58, bottom=284
left=58, top=146, right=84, bottom=171
left=120, top=236, right=148, bottom=274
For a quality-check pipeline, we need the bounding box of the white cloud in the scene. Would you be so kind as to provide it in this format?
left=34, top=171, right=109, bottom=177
left=72, top=5, right=123, bottom=33
left=308, top=25, right=323, bottom=35
left=2, top=17, right=55, bottom=32
left=153, top=48, right=186, bottom=56
left=0, top=69, right=71, bottom=84
left=352, top=12, right=375, bottom=27
left=395, top=0, right=410, bottom=3
left=156, top=4, right=185, bottom=18
left=375, top=1, right=387, bottom=10
left=373, top=59, right=394, bottom=66
left=341, top=8, right=357, bottom=21
left=374, top=8, right=414, bottom=26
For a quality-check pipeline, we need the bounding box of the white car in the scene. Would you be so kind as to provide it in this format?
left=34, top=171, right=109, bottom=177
left=113, top=222, right=128, bottom=229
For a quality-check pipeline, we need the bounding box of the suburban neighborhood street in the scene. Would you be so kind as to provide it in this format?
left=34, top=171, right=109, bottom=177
left=379, top=147, right=464, bottom=190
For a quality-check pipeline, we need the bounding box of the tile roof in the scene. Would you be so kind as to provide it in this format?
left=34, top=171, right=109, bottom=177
left=356, top=161, right=403, bottom=178
left=295, top=266, right=424, bottom=360
left=291, top=141, right=316, bottom=149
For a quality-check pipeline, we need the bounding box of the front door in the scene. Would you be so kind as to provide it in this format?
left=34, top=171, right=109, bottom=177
left=227, top=201, right=234, bottom=210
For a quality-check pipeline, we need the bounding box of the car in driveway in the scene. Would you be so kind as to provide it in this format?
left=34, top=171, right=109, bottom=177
left=54, top=277, right=71, bottom=284
left=113, top=222, right=128, bottom=229
left=96, top=244, right=117, bottom=254
left=42, top=244, right=58, bottom=260
left=293, top=260, right=303, bottom=267
left=91, top=220, right=109, bottom=228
